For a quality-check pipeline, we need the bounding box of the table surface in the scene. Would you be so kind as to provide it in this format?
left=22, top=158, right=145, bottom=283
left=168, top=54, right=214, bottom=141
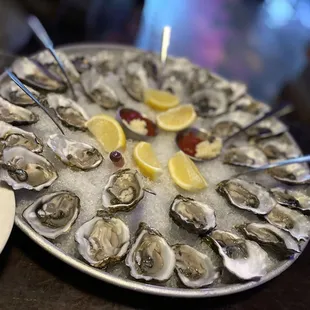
left=2, top=0, right=310, bottom=309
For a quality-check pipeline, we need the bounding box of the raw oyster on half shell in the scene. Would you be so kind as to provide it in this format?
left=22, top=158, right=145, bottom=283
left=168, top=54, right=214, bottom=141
left=229, top=96, right=270, bottom=116
left=23, top=191, right=80, bottom=239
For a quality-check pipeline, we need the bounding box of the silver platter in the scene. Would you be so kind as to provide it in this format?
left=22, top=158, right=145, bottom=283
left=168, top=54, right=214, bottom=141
left=1, top=43, right=308, bottom=298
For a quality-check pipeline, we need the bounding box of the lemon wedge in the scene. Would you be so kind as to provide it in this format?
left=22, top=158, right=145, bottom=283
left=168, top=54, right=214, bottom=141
left=133, top=142, right=162, bottom=180
left=144, top=88, right=179, bottom=111
left=86, top=114, right=126, bottom=152
left=168, top=151, right=207, bottom=191
left=156, top=104, right=197, bottom=131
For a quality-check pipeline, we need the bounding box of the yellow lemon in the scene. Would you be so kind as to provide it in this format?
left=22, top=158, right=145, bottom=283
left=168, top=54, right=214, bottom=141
left=144, top=88, right=179, bottom=111
left=168, top=151, right=207, bottom=191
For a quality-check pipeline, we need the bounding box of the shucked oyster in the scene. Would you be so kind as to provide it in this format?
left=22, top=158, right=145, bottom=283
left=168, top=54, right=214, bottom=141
left=0, top=80, right=40, bottom=106
left=271, top=187, right=310, bottom=212
left=169, top=195, right=216, bottom=234
left=223, top=145, right=268, bottom=168
left=47, top=93, right=89, bottom=130
left=102, top=169, right=144, bottom=212
left=23, top=191, right=80, bottom=239
left=47, top=134, right=102, bottom=170
left=0, top=97, right=39, bottom=125
left=92, top=51, right=120, bottom=75
left=207, top=230, right=268, bottom=280
left=125, top=222, right=175, bottom=281
left=229, top=96, right=270, bottom=116
left=265, top=204, right=310, bottom=241
left=75, top=214, right=130, bottom=268
left=237, top=222, right=300, bottom=258
left=12, top=57, right=66, bottom=92
left=172, top=244, right=219, bottom=288
left=134, top=52, right=161, bottom=81
left=80, top=68, right=120, bottom=109
left=69, top=54, right=92, bottom=74
left=217, top=178, right=276, bottom=214
left=0, top=146, right=57, bottom=191
left=0, top=121, right=43, bottom=153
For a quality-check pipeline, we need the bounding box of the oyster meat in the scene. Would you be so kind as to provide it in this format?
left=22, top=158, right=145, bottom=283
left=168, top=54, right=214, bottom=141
left=217, top=178, right=276, bottom=214
left=0, top=80, right=40, bottom=106
left=208, top=230, right=268, bottom=280
left=0, top=146, right=57, bottom=191
left=102, top=169, right=144, bottom=212
left=80, top=68, right=120, bottom=109
left=23, top=191, right=80, bottom=239
left=229, top=96, right=270, bottom=116
left=213, top=80, right=247, bottom=103
left=169, top=195, right=216, bottom=234
left=47, top=94, right=89, bottom=130
left=12, top=57, right=66, bottom=92
left=134, top=52, right=161, bottom=81
left=69, top=54, right=92, bottom=73
left=161, top=75, right=185, bottom=98
left=265, top=204, right=310, bottom=241
left=271, top=187, right=310, bottom=212
left=75, top=214, right=130, bottom=268
left=0, top=97, right=39, bottom=125
left=47, top=134, right=102, bottom=170
left=172, top=244, right=219, bottom=288
left=223, top=145, right=268, bottom=168
left=0, top=121, right=43, bottom=153
left=238, top=222, right=300, bottom=258
left=125, top=222, right=175, bottom=281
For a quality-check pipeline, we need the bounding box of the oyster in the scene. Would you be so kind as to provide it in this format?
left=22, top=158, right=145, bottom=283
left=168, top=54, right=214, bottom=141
left=121, top=62, right=149, bottom=101
left=134, top=52, right=161, bottom=81
left=46, top=93, right=89, bottom=130
left=213, top=80, right=247, bottom=103
left=269, top=163, right=310, bottom=185
left=217, top=178, right=276, bottom=214
left=229, top=96, right=270, bottom=116
left=69, top=54, right=92, bottom=73
left=265, top=204, right=310, bottom=241
left=223, top=145, right=268, bottom=168
left=237, top=222, right=300, bottom=258
left=80, top=68, right=120, bottom=109
left=172, top=244, right=219, bottom=288
left=0, top=121, right=43, bottom=153
left=0, top=97, right=39, bottom=125
left=23, top=191, right=80, bottom=239
left=92, top=51, right=120, bottom=75
left=102, top=169, right=144, bottom=212
left=161, top=75, right=185, bottom=98
left=75, top=214, right=130, bottom=268
left=169, top=195, right=216, bottom=234
left=47, top=134, right=102, bottom=170
left=125, top=222, right=175, bottom=281
left=0, top=81, right=40, bottom=106
left=208, top=230, right=268, bottom=280
left=0, top=146, right=57, bottom=191
left=271, top=187, right=310, bottom=212
left=188, top=68, right=218, bottom=94
left=12, top=57, right=66, bottom=92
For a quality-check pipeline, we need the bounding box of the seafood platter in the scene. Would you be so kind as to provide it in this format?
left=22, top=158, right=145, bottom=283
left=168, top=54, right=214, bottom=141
left=1, top=43, right=310, bottom=298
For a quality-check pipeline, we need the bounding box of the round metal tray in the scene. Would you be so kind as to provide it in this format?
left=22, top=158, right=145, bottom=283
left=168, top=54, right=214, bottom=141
left=2, top=43, right=308, bottom=298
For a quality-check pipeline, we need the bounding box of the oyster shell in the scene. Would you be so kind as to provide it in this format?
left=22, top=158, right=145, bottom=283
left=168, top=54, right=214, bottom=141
left=0, top=146, right=57, bottom=191
left=47, top=134, right=102, bottom=170
left=208, top=230, right=268, bottom=280
left=271, top=187, right=310, bottom=212
left=161, top=75, right=185, bottom=98
left=102, top=169, right=144, bottom=212
left=223, top=145, right=268, bottom=168
left=0, top=121, right=43, bottom=153
left=69, top=54, right=92, bottom=73
left=237, top=222, right=300, bottom=258
left=217, top=178, right=276, bottom=214
left=213, top=80, right=247, bottom=103
left=46, top=94, right=89, bottom=130
left=80, top=68, right=120, bottom=109
left=188, top=68, right=219, bottom=94
left=0, top=97, right=39, bottom=125
left=133, top=52, right=160, bottom=81
left=0, top=81, right=40, bottom=106
left=229, top=96, right=270, bottom=116
left=92, top=51, right=120, bottom=75
left=169, top=195, right=216, bottom=234
left=75, top=214, right=130, bottom=268
left=125, top=222, right=175, bottom=281
left=12, top=57, right=66, bottom=92
left=172, top=244, right=219, bottom=288
left=23, top=191, right=80, bottom=239
left=265, top=204, right=310, bottom=241
left=121, top=62, right=149, bottom=102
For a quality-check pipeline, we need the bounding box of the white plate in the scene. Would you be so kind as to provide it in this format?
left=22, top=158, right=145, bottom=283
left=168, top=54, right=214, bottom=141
left=0, top=183, right=15, bottom=253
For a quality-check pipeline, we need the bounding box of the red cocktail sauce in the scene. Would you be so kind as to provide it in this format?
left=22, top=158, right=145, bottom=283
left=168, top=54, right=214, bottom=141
left=177, top=131, right=203, bottom=157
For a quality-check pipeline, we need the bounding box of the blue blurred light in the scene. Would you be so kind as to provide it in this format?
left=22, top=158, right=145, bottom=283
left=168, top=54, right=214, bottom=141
left=264, top=0, right=295, bottom=27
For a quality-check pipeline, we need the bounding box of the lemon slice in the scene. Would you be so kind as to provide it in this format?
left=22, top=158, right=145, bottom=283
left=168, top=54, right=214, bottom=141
left=156, top=104, right=197, bottom=131
left=144, top=88, right=179, bottom=111
left=168, top=151, right=207, bottom=191
left=133, top=142, right=162, bottom=180
left=86, top=114, right=126, bottom=152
